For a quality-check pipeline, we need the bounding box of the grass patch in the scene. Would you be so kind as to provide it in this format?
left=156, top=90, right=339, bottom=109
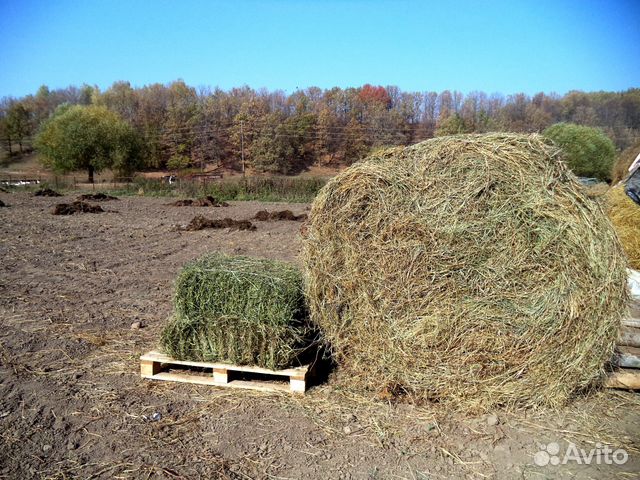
left=107, top=176, right=327, bottom=203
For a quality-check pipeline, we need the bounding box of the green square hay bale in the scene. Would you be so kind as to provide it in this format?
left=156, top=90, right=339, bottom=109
left=161, top=253, right=312, bottom=369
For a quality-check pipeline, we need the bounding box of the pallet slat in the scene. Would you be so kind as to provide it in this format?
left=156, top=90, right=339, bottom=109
left=614, top=346, right=640, bottom=369
left=140, top=351, right=308, bottom=394
left=618, top=326, right=640, bottom=348
left=605, top=369, right=640, bottom=390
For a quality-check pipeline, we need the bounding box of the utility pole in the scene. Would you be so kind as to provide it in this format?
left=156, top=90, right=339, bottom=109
left=240, top=120, right=245, bottom=178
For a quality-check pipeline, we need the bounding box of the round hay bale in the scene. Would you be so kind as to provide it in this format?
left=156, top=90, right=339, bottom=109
left=302, top=133, right=628, bottom=411
left=605, top=186, right=640, bottom=269
left=161, top=253, right=313, bottom=369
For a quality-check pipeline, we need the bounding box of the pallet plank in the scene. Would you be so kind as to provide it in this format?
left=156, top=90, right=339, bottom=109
left=614, top=346, right=640, bottom=369
left=140, top=351, right=308, bottom=394
left=622, top=318, right=640, bottom=329
left=618, top=326, right=640, bottom=348
left=605, top=369, right=640, bottom=390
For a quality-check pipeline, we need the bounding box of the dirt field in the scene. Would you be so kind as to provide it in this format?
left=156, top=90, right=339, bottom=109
left=0, top=191, right=639, bottom=479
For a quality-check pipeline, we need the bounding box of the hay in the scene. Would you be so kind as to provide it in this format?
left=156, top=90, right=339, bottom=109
left=611, top=141, right=640, bottom=184
left=302, top=133, right=628, bottom=411
left=161, top=253, right=315, bottom=369
left=605, top=187, right=640, bottom=269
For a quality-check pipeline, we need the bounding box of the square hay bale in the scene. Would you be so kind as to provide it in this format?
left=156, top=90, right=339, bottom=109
left=161, top=253, right=314, bottom=369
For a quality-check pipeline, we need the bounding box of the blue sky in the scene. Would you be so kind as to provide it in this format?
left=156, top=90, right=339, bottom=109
left=1, top=0, right=638, bottom=98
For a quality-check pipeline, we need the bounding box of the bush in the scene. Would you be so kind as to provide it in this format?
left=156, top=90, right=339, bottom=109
left=543, top=123, right=616, bottom=181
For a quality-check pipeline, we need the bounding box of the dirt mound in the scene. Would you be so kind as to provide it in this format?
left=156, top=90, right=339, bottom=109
left=171, top=196, right=229, bottom=207
left=52, top=201, right=105, bottom=215
left=34, top=188, right=62, bottom=197
left=254, top=210, right=308, bottom=221
left=182, top=215, right=255, bottom=231
left=77, top=193, right=118, bottom=201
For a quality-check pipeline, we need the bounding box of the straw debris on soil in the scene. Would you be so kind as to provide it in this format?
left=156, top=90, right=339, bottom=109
left=52, top=201, right=104, bottom=215
left=605, top=186, right=640, bottom=269
left=302, top=132, right=628, bottom=412
left=180, top=215, right=256, bottom=231
left=34, top=188, right=61, bottom=197
left=253, top=210, right=308, bottom=221
left=161, top=253, right=315, bottom=369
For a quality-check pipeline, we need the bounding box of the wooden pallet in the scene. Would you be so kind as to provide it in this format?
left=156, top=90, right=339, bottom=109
left=140, top=351, right=309, bottom=394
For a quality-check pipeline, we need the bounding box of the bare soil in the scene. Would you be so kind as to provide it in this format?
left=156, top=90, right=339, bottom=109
left=0, top=191, right=638, bottom=479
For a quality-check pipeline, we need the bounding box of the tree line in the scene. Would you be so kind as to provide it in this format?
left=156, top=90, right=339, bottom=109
left=1, top=81, right=639, bottom=175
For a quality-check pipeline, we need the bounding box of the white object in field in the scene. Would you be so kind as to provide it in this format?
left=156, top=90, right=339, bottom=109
left=629, top=152, right=640, bottom=173
left=628, top=269, right=640, bottom=300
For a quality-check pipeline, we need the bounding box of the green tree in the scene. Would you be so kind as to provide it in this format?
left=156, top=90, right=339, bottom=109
left=435, top=113, right=471, bottom=136
left=543, top=122, right=616, bottom=181
left=36, top=105, right=141, bottom=182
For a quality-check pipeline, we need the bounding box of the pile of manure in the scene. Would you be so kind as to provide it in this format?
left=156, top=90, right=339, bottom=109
left=171, top=196, right=229, bottom=207
left=302, top=133, right=628, bottom=411
left=77, top=193, right=118, bottom=201
left=605, top=186, right=640, bottom=269
left=254, top=210, right=308, bottom=221
left=53, top=201, right=104, bottom=215
left=34, top=188, right=61, bottom=197
left=181, top=215, right=255, bottom=231
left=161, top=253, right=315, bottom=369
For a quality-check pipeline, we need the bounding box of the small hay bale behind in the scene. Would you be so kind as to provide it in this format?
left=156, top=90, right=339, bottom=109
left=302, top=133, right=628, bottom=411
left=161, top=253, right=313, bottom=369
left=605, top=186, right=640, bottom=269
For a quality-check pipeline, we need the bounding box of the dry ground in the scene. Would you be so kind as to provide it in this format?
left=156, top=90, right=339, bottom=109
left=0, top=191, right=639, bottom=479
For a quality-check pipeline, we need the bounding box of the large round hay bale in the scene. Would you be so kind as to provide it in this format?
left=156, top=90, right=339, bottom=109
left=161, top=253, right=313, bottom=369
left=302, top=133, right=628, bottom=411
